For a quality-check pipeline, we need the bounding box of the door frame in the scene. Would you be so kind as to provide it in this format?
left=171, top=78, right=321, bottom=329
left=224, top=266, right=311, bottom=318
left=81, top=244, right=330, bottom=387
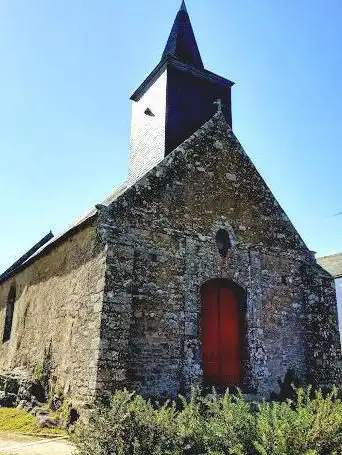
left=200, top=278, right=247, bottom=389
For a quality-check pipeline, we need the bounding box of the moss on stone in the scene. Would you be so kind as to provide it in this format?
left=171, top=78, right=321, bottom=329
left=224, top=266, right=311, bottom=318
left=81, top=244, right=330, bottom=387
left=0, top=408, right=66, bottom=436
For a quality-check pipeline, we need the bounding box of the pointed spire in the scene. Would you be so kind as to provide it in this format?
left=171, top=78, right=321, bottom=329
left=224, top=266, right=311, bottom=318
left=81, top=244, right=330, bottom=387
left=179, top=0, right=187, bottom=12
left=162, top=1, right=204, bottom=70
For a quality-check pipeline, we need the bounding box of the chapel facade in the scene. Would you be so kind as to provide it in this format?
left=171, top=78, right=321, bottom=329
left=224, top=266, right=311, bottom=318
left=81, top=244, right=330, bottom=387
left=0, top=2, right=341, bottom=407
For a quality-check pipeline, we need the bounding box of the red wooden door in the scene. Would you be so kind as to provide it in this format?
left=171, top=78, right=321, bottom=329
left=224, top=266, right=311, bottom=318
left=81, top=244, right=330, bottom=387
left=201, top=283, right=241, bottom=386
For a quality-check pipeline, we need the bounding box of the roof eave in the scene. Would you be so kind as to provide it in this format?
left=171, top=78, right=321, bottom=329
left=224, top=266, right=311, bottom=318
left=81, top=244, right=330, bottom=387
left=130, top=57, right=234, bottom=103
left=0, top=214, right=97, bottom=286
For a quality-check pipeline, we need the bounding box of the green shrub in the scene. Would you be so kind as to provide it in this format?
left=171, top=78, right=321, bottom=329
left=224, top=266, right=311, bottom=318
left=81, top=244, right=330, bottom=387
left=254, top=387, right=342, bottom=455
left=73, top=386, right=342, bottom=455
left=73, top=390, right=181, bottom=455
left=176, top=388, right=254, bottom=454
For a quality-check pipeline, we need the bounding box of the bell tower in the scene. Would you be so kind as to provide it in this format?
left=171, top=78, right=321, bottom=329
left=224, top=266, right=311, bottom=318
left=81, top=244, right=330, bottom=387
left=128, top=1, right=234, bottom=184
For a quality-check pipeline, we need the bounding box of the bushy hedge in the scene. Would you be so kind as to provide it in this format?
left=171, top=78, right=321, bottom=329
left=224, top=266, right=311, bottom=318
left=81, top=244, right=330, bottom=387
left=73, top=387, right=342, bottom=455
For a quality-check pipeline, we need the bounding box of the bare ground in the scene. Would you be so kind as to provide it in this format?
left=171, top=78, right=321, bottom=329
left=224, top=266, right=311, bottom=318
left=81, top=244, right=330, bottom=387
left=0, top=432, right=74, bottom=455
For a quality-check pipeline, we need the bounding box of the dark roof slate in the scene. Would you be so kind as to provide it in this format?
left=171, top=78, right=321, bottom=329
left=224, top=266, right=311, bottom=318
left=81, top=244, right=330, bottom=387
left=0, top=232, right=54, bottom=282
left=162, top=1, right=204, bottom=69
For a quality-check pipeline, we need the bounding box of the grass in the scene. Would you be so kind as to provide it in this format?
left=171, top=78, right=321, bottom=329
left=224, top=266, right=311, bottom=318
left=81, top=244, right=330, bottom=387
left=0, top=408, right=66, bottom=436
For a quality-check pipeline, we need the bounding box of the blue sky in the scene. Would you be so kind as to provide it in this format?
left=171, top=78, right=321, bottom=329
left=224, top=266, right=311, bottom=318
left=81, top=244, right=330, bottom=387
left=0, top=0, right=342, bottom=272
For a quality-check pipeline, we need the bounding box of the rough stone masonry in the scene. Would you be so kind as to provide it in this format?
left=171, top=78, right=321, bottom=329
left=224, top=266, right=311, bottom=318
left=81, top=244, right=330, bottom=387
left=0, top=2, right=341, bottom=409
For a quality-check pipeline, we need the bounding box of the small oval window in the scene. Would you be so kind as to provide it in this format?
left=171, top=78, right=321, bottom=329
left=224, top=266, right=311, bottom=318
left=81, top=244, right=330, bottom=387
left=216, top=229, right=231, bottom=258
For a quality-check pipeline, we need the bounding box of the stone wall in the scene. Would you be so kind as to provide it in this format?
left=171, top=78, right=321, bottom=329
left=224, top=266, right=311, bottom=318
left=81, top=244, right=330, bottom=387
left=97, top=112, right=342, bottom=400
left=258, top=252, right=308, bottom=393
left=334, top=277, right=342, bottom=345
left=1, top=111, right=340, bottom=405
left=302, top=264, right=342, bottom=390
left=0, top=223, right=106, bottom=406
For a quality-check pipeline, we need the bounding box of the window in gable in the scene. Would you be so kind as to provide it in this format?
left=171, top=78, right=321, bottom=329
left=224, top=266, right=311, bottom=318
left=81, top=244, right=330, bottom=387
left=216, top=229, right=232, bottom=258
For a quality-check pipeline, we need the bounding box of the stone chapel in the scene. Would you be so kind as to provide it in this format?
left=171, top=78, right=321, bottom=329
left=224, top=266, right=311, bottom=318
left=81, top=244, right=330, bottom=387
left=0, top=2, right=341, bottom=407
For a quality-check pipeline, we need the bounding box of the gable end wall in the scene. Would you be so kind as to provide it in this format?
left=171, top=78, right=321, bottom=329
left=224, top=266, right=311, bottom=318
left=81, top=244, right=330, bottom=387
left=96, top=114, right=342, bottom=399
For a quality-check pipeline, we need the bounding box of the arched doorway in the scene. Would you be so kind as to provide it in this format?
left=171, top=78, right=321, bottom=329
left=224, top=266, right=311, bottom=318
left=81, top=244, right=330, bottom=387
left=201, top=279, right=245, bottom=387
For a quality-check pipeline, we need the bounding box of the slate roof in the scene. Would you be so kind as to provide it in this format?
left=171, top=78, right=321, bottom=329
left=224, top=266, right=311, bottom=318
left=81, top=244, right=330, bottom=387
left=0, top=182, right=129, bottom=284
left=0, top=232, right=54, bottom=282
left=317, top=253, right=342, bottom=279
left=131, top=3, right=233, bottom=102
left=162, top=0, right=204, bottom=69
